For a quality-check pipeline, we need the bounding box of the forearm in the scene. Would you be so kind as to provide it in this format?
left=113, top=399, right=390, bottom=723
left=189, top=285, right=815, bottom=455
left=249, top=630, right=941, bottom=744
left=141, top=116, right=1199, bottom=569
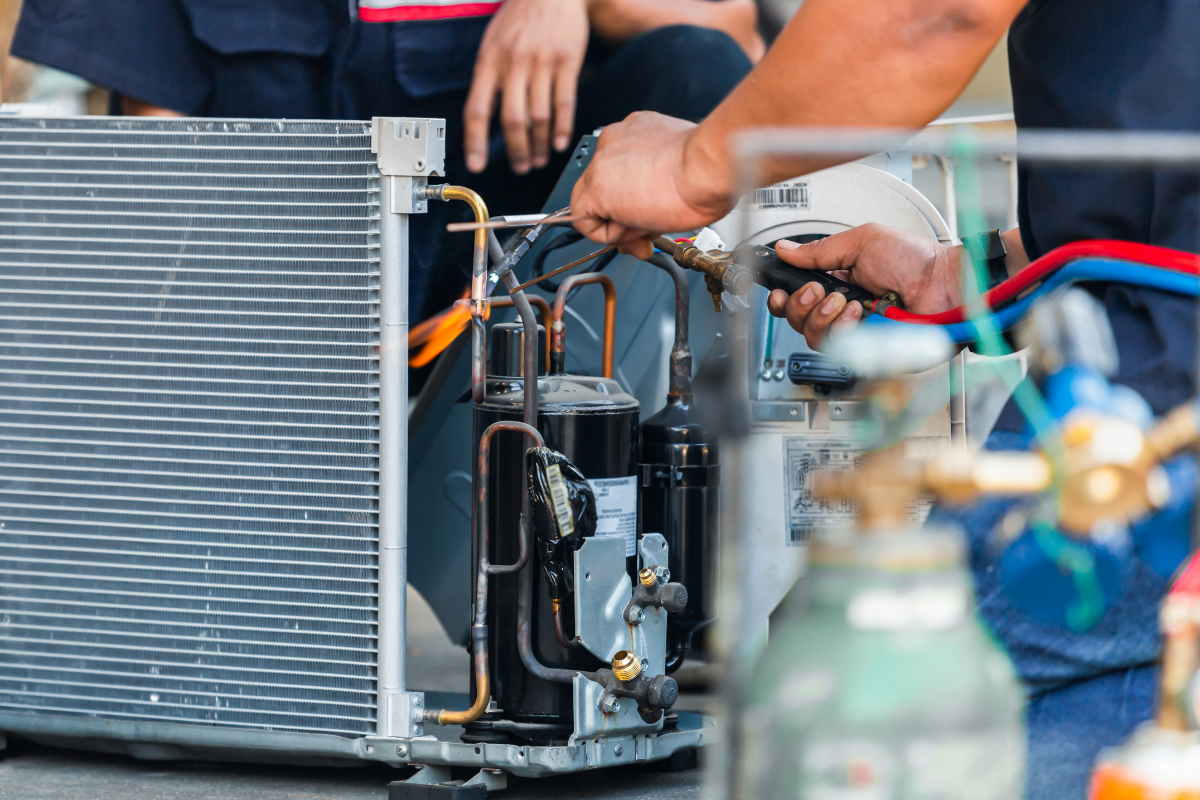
left=588, top=0, right=761, bottom=58
left=681, top=0, right=1028, bottom=201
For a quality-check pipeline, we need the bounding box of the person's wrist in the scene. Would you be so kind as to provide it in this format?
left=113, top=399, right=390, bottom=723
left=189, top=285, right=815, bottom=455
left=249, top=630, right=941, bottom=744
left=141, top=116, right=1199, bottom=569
left=678, top=124, right=738, bottom=216
left=919, top=242, right=963, bottom=312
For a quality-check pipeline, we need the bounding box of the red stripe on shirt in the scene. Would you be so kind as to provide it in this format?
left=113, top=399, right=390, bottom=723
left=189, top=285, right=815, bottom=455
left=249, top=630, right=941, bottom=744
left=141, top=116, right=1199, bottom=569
left=359, top=2, right=501, bottom=21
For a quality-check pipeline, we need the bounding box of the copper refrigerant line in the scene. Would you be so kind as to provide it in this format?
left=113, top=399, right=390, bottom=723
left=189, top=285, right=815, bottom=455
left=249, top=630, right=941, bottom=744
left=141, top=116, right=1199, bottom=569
left=550, top=273, right=616, bottom=378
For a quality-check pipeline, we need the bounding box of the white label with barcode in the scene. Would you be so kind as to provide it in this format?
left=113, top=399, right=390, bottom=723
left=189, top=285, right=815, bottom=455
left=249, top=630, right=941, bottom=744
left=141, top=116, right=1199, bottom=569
left=587, top=475, right=638, bottom=557
left=750, top=179, right=810, bottom=211
left=545, top=463, right=574, bottom=537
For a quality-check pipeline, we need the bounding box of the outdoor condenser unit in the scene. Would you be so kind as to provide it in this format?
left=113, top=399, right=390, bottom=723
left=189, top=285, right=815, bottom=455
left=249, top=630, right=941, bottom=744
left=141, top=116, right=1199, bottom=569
left=0, top=115, right=703, bottom=784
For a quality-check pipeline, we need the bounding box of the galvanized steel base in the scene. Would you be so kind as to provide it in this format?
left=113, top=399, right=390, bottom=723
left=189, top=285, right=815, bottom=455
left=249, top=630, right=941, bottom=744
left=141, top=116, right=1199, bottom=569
left=0, top=709, right=712, bottom=778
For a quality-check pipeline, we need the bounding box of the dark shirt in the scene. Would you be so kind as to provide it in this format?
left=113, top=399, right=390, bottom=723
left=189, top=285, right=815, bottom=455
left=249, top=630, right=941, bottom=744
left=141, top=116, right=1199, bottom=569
left=10, top=0, right=488, bottom=117
left=1007, top=0, right=1200, bottom=420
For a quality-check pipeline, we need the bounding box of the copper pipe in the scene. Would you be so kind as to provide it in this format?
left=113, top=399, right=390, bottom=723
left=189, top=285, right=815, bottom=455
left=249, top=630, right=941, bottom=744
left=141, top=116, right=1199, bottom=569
left=454, top=295, right=553, bottom=368
left=432, top=185, right=490, bottom=404
left=423, top=419, right=543, bottom=726
left=648, top=253, right=692, bottom=400
left=550, top=273, right=616, bottom=377
left=551, top=599, right=580, bottom=649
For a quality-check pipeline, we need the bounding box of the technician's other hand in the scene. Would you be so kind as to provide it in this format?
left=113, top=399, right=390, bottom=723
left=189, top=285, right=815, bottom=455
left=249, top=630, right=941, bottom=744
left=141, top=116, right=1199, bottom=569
left=465, top=0, right=589, bottom=175
left=766, top=224, right=961, bottom=350
left=571, top=111, right=735, bottom=259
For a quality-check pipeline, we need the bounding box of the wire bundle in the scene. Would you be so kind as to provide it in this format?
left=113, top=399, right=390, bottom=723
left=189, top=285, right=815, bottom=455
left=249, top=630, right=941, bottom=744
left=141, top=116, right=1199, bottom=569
left=864, top=239, right=1200, bottom=342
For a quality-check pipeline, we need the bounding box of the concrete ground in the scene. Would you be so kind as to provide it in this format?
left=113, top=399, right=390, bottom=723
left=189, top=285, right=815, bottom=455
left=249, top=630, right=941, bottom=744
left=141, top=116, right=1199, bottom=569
left=0, top=588, right=707, bottom=799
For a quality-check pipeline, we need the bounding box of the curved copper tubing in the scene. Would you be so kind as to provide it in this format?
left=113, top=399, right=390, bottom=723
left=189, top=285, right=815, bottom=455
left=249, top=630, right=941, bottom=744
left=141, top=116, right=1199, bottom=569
left=423, top=420, right=543, bottom=726
left=550, top=273, right=616, bottom=377
left=454, top=295, right=553, bottom=367
left=551, top=599, right=580, bottom=649
left=433, top=186, right=490, bottom=404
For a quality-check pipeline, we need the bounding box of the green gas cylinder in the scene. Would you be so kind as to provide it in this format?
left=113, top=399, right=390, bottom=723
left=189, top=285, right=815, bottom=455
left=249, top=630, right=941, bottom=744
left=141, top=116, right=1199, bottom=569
left=739, top=525, right=1025, bottom=800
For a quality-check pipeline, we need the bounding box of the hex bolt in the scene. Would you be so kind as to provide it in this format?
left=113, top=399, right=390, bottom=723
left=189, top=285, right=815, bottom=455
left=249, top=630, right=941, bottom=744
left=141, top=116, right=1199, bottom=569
left=628, top=607, right=645, bottom=624
left=653, top=566, right=671, bottom=584
left=602, top=696, right=621, bottom=714
left=641, top=658, right=649, bottom=671
left=396, top=744, right=408, bottom=757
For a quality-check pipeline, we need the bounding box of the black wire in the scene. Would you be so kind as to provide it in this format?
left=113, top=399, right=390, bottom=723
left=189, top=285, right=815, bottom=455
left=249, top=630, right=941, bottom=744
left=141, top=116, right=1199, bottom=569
left=528, top=228, right=619, bottom=296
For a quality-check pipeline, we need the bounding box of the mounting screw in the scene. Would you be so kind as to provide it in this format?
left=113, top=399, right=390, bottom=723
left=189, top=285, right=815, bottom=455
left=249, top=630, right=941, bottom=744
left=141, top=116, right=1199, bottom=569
left=760, top=369, right=772, bottom=381
left=774, top=369, right=785, bottom=381
left=602, top=696, right=622, bottom=714
left=614, top=744, right=624, bottom=756
left=396, top=744, right=408, bottom=757
left=414, top=158, right=426, bottom=171
left=653, top=566, right=671, bottom=584
left=628, top=607, right=645, bottom=624
left=789, top=406, right=799, bottom=417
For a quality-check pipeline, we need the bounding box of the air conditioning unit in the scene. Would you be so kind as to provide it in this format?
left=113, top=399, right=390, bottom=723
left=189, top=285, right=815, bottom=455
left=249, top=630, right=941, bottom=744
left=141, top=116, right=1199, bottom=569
left=0, top=115, right=706, bottom=788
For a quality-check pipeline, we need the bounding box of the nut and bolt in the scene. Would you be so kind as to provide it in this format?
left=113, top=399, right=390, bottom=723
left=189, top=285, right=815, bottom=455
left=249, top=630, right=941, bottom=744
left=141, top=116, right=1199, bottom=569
left=396, top=744, right=408, bottom=757
left=602, top=696, right=622, bottom=714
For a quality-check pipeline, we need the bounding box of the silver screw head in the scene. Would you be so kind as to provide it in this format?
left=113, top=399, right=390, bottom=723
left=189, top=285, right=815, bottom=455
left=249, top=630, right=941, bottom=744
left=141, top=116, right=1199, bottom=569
left=602, top=696, right=621, bottom=713
left=628, top=607, right=645, bottom=624
left=640, top=658, right=649, bottom=671
left=614, top=744, right=624, bottom=756
left=396, top=744, right=408, bottom=757
left=653, top=566, right=671, bottom=584
left=774, top=369, right=786, bottom=381
left=760, top=369, right=772, bottom=381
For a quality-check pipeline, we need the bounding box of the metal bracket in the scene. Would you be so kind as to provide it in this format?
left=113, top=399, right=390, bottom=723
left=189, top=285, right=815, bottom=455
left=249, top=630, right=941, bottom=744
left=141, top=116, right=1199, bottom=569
left=574, top=536, right=665, bottom=675
left=639, top=533, right=669, bottom=571
left=372, top=117, right=446, bottom=178
left=570, top=673, right=662, bottom=744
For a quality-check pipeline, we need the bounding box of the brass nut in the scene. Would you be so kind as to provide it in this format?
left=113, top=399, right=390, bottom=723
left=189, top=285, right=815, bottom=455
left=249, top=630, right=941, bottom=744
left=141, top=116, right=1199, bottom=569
left=612, top=650, right=642, bottom=682
left=639, top=568, right=657, bottom=587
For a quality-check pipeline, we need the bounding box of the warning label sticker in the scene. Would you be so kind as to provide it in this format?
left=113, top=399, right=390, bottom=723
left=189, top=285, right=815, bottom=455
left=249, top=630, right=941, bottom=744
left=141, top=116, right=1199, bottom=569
left=783, top=435, right=941, bottom=546
left=588, top=475, right=638, bottom=557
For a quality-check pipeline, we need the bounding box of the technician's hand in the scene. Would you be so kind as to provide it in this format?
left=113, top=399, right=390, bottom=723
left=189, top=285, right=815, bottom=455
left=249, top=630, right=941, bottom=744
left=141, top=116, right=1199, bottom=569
left=571, top=111, right=736, bottom=259
left=767, top=224, right=962, bottom=350
left=465, top=0, right=589, bottom=175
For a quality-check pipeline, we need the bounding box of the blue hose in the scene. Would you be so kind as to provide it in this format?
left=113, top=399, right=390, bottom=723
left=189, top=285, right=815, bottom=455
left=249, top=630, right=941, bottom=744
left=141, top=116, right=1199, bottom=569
left=864, top=258, right=1200, bottom=342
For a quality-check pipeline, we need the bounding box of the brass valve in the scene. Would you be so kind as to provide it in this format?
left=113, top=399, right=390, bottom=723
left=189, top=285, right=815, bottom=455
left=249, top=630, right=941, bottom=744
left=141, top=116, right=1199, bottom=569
left=652, top=235, right=751, bottom=312
left=611, top=650, right=642, bottom=682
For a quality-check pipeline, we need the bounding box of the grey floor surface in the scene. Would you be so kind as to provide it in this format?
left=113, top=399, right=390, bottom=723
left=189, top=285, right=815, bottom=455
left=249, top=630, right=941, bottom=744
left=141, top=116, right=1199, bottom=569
left=0, top=589, right=706, bottom=799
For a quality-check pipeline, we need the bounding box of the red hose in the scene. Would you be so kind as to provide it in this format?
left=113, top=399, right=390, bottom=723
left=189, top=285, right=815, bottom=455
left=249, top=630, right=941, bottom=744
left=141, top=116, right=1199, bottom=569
left=876, top=239, right=1200, bottom=324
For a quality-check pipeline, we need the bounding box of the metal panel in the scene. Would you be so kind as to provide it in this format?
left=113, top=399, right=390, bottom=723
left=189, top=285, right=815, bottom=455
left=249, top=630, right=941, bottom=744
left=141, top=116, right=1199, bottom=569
left=0, top=117, right=381, bottom=737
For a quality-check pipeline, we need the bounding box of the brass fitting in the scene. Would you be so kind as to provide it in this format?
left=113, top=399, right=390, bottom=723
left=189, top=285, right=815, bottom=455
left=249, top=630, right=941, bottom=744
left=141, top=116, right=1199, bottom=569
left=638, top=567, right=657, bottom=587
left=611, top=650, right=642, bottom=682
left=653, top=235, right=751, bottom=312
left=551, top=598, right=562, bottom=614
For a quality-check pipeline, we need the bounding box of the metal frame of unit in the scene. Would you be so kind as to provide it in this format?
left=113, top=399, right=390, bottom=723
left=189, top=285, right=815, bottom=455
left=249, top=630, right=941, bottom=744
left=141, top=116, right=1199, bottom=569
left=0, top=114, right=706, bottom=784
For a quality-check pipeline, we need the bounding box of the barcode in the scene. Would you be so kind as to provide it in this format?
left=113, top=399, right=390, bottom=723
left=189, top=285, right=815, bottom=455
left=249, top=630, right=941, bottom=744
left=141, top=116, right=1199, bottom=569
left=546, top=463, right=575, bottom=537
left=789, top=527, right=817, bottom=544
left=752, top=182, right=809, bottom=210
